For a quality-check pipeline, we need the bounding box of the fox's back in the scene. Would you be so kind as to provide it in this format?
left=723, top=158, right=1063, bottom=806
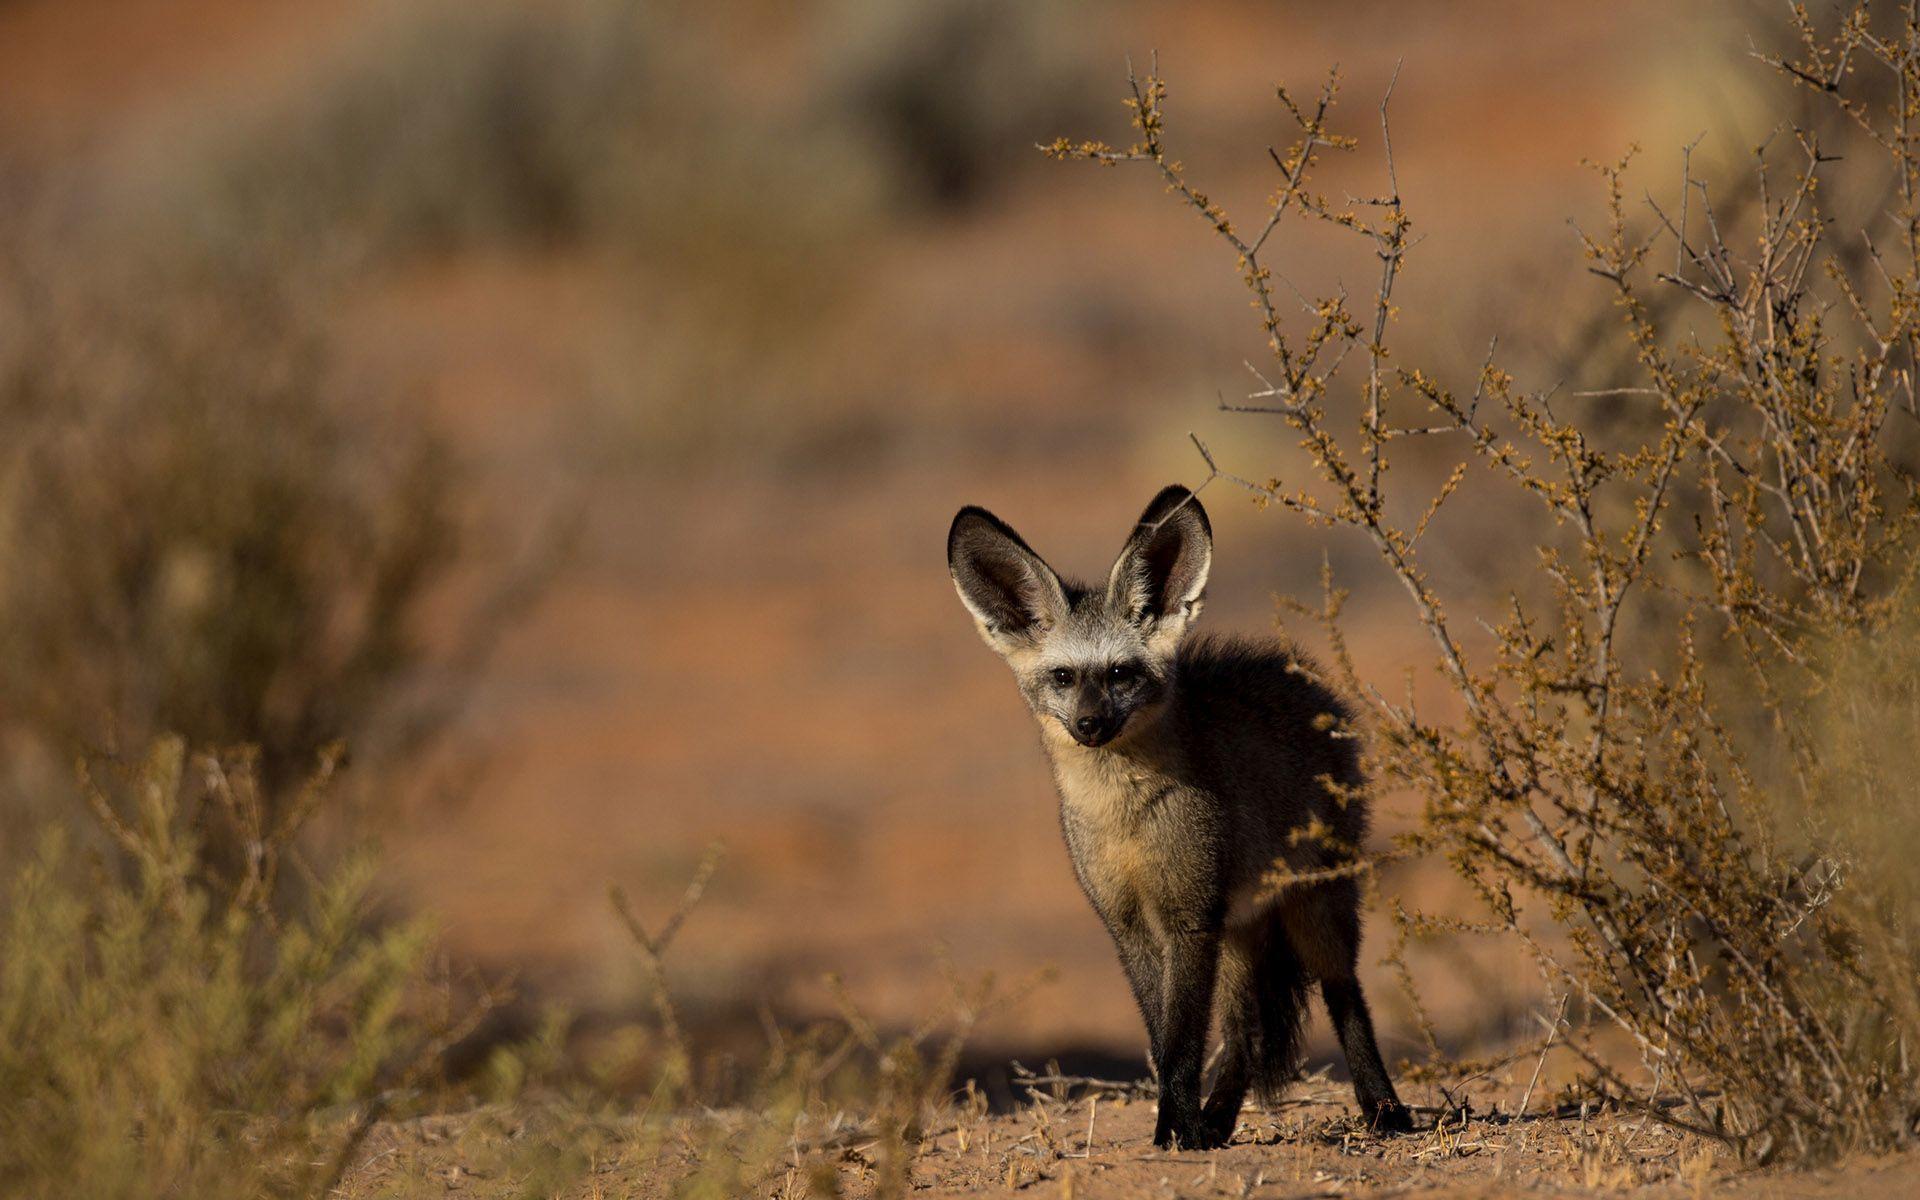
left=1172, top=633, right=1369, bottom=867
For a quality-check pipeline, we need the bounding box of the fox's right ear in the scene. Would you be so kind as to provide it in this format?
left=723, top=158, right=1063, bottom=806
left=1108, top=484, right=1211, bottom=647
left=948, top=506, right=1069, bottom=654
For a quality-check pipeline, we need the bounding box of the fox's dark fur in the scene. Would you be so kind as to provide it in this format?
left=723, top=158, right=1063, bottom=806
left=948, top=485, right=1410, bottom=1150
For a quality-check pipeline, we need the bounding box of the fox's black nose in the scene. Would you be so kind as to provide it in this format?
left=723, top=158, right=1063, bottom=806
left=1074, top=716, right=1102, bottom=737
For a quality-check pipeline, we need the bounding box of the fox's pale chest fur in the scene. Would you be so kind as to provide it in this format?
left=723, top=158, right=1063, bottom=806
left=1044, top=724, right=1212, bottom=932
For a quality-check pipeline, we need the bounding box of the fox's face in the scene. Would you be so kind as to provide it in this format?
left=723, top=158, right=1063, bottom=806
left=948, top=485, right=1212, bottom=749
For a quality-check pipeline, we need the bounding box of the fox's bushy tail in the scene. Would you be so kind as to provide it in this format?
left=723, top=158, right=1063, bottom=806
left=1247, top=937, right=1311, bottom=1104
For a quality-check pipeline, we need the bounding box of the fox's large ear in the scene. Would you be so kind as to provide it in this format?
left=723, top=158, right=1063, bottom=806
left=1108, top=484, right=1211, bottom=643
left=949, top=506, right=1069, bottom=654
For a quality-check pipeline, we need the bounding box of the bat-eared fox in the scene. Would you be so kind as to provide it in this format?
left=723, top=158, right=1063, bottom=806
left=947, top=484, right=1411, bottom=1149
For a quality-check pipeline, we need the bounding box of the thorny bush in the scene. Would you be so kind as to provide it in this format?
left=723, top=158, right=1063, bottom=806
left=1051, top=1, right=1920, bottom=1165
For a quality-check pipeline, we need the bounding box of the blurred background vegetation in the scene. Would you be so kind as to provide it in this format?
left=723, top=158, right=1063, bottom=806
left=0, top=0, right=1830, bottom=1122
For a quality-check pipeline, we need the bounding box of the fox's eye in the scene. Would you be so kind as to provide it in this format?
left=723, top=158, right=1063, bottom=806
left=1108, top=663, right=1138, bottom=684
left=1049, top=667, right=1074, bottom=688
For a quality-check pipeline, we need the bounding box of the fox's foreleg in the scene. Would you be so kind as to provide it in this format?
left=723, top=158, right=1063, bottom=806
left=1105, top=911, right=1166, bottom=1066
left=1152, top=924, right=1223, bottom=1150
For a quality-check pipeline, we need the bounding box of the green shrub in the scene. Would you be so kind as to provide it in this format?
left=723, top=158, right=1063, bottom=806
left=0, top=738, right=469, bottom=1200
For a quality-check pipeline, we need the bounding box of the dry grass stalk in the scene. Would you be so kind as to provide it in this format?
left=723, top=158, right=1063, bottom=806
left=605, top=849, right=1054, bottom=1198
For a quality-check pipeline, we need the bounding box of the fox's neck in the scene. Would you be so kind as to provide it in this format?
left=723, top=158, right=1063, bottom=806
left=1041, top=701, right=1189, bottom=834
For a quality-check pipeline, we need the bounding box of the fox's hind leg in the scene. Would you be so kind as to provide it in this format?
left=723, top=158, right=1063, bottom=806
left=1280, top=879, right=1413, bottom=1134
left=1320, top=976, right=1409, bottom=1133
left=1202, top=922, right=1310, bottom=1144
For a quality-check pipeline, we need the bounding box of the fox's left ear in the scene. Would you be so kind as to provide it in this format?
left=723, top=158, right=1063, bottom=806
left=1108, top=484, right=1212, bottom=643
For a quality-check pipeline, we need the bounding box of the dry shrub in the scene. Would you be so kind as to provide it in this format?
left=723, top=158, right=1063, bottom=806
left=0, top=738, right=482, bottom=1200
left=0, top=12, right=600, bottom=837
left=823, top=0, right=1102, bottom=209
left=120, top=0, right=885, bottom=469
left=132, top=0, right=679, bottom=265
left=1050, top=1, right=1920, bottom=1165
left=83, top=0, right=1105, bottom=480
left=135, top=0, right=1086, bottom=265
left=116, top=0, right=889, bottom=281
left=0, top=241, right=462, bottom=799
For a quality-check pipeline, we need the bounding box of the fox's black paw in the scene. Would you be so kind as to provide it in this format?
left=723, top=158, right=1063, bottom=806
left=1153, top=1114, right=1228, bottom=1151
left=1197, top=1103, right=1241, bottom=1147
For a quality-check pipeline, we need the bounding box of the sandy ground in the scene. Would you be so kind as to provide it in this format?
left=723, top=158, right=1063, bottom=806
left=341, top=1072, right=1920, bottom=1199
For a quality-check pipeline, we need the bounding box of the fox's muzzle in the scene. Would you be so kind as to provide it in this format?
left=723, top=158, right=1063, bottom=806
left=1067, top=711, right=1124, bottom=747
